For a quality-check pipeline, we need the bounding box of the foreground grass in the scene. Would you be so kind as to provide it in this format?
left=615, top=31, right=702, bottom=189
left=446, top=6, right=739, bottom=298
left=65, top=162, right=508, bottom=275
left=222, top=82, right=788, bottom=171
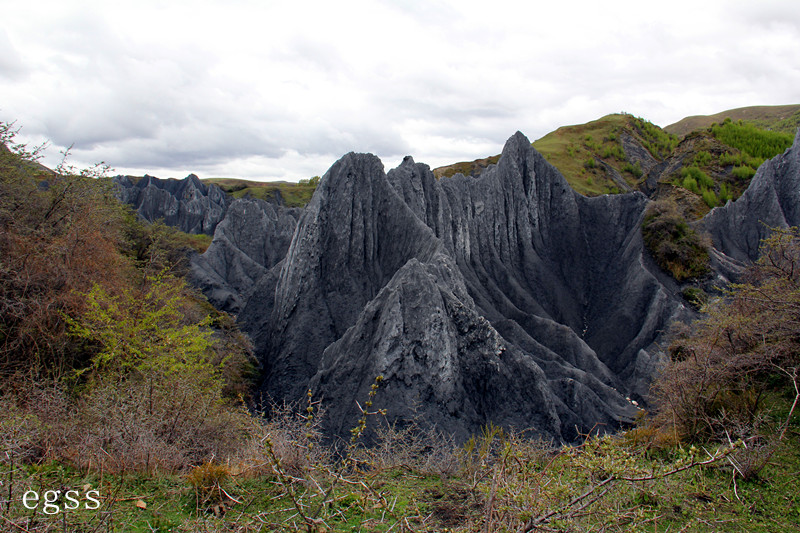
left=3, top=423, right=799, bottom=532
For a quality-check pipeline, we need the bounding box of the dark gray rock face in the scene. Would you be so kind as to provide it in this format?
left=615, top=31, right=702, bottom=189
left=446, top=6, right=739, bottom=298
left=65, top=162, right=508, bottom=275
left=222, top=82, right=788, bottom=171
left=190, top=198, right=302, bottom=313
left=114, top=174, right=229, bottom=235
left=386, top=134, right=682, bottom=388
left=226, top=132, right=691, bottom=442
left=701, top=130, right=800, bottom=262
left=182, top=129, right=800, bottom=443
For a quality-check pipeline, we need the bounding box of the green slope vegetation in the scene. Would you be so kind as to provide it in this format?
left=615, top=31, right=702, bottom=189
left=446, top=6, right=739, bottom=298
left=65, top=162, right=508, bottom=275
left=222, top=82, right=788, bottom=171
left=665, top=104, right=800, bottom=138
left=645, top=119, right=795, bottom=217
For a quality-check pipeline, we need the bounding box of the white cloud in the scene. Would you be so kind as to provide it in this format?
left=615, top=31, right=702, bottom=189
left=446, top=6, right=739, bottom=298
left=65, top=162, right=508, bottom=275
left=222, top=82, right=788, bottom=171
left=1, top=0, right=798, bottom=181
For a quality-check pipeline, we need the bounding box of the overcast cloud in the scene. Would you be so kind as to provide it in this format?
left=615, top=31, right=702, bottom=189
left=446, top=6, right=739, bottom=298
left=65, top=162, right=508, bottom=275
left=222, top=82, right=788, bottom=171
left=1, top=0, right=799, bottom=181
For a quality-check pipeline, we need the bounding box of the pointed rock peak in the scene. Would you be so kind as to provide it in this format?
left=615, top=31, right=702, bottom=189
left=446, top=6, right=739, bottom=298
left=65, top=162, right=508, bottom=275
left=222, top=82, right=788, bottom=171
left=401, top=155, right=415, bottom=166
left=320, top=152, right=385, bottom=193
left=138, top=174, right=156, bottom=187
left=501, top=131, right=533, bottom=159
left=185, top=173, right=204, bottom=190
left=114, top=175, right=133, bottom=187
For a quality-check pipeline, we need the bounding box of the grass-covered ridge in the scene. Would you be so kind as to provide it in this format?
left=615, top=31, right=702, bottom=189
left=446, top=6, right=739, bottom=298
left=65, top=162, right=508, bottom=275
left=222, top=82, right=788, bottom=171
left=530, top=113, right=678, bottom=195
left=205, top=175, right=319, bottom=207
left=665, top=104, right=800, bottom=138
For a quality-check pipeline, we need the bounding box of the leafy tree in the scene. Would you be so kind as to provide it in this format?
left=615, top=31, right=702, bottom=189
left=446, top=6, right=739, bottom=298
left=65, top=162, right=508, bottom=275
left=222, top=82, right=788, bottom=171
left=70, top=274, right=218, bottom=383
left=0, top=123, right=127, bottom=377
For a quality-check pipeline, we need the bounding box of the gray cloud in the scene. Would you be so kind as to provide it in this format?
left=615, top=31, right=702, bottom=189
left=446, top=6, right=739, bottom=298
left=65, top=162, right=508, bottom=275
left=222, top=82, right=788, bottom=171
left=1, top=1, right=798, bottom=181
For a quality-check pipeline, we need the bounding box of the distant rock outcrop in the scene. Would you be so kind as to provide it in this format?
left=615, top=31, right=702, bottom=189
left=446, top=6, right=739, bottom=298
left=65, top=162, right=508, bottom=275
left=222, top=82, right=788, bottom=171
left=114, top=174, right=230, bottom=235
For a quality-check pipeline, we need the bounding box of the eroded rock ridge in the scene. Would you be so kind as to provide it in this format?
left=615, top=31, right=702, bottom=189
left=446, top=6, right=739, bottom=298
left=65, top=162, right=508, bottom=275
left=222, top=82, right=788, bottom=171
left=123, top=131, right=800, bottom=443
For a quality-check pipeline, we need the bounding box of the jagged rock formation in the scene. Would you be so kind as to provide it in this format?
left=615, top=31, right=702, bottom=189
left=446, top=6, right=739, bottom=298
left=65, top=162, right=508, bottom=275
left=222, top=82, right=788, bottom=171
left=190, top=198, right=302, bottom=313
left=114, top=174, right=230, bottom=235
left=118, top=128, right=800, bottom=443
left=701, top=130, right=800, bottom=262
left=195, top=132, right=700, bottom=442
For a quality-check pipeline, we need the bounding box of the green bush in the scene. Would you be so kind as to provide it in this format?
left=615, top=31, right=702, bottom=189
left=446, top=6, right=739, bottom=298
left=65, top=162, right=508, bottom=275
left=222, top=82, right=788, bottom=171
left=731, top=165, right=757, bottom=180
left=682, top=176, right=699, bottom=193
left=702, top=188, right=718, bottom=208
left=622, top=161, right=643, bottom=178
left=694, top=151, right=712, bottom=166
left=601, top=144, right=626, bottom=161
left=681, top=166, right=714, bottom=189
left=642, top=199, right=711, bottom=281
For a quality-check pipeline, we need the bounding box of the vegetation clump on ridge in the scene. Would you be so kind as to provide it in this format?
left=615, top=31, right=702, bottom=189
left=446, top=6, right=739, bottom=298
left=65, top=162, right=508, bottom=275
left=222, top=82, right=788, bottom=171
left=1, top=121, right=800, bottom=531
left=641, top=198, right=711, bottom=281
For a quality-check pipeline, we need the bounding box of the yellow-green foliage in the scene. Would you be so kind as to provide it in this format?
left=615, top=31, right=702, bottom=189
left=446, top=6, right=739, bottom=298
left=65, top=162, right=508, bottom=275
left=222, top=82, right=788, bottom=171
left=69, top=274, right=219, bottom=383
left=711, top=118, right=793, bottom=161
left=187, top=461, right=231, bottom=507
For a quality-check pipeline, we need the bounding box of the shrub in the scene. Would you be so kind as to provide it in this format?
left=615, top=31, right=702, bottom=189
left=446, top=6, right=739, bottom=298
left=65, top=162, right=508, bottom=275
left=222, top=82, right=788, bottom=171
left=0, top=126, right=127, bottom=376
left=601, top=144, right=626, bottom=161
left=641, top=199, right=710, bottom=281
left=622, top=161, right=643, bottom=178
left=651, top=227, right=800, bottom=461
left=680, top=166, right=714, bottom=189
left=694, top=151, right=712, bottom=166
left=73, top=373, right=249, bottom=472
left=702, top=188, right=718, bottom=208
left=681, top=286, right=708, bottom=309
left=731, top=165, right=757, bottom=180
left=719, top=183, right=732, bottom=204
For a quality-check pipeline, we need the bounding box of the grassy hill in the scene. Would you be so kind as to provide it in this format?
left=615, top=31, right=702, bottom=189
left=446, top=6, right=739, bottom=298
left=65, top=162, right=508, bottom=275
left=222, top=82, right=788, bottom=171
left=530, top=113, right=678, bottom=195
left=665, top=104, right=800, bottom=138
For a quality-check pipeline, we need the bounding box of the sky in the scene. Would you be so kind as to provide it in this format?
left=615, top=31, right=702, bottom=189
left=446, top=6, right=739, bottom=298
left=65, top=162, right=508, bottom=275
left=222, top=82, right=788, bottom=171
left=1, top=0, right=799, bottom=182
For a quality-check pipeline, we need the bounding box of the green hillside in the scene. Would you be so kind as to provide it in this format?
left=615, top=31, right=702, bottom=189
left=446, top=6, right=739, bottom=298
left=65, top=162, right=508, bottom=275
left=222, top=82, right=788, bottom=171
left=531, top=113, right=678, bottom=195
left=665, top=104, right=800, bottom=138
